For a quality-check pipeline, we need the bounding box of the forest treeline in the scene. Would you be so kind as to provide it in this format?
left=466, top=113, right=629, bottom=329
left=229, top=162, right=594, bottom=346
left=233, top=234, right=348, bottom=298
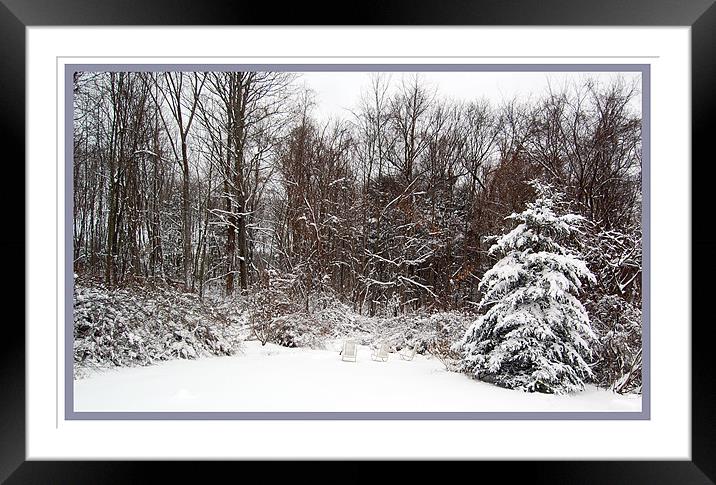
left=73, top=72, right=642, bottom=318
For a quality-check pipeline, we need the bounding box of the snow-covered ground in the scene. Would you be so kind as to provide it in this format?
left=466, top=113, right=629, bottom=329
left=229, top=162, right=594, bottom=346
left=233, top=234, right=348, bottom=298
left=74, top=340, right=641, bottom=413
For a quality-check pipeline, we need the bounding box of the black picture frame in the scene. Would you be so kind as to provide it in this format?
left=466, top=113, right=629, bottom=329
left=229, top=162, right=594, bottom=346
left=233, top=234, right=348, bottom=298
left=3, top=0, right=713, bottom=481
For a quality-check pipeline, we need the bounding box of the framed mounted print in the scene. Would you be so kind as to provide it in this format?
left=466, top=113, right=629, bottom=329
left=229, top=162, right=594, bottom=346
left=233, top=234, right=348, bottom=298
left=6, top=0, right=714, bottom=481
left=66, top=63, right=647, bottom=419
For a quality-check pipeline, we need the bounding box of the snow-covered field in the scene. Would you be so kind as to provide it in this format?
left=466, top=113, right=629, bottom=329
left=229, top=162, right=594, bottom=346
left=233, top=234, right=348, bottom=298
left=74, top=340, right=641, bottom=413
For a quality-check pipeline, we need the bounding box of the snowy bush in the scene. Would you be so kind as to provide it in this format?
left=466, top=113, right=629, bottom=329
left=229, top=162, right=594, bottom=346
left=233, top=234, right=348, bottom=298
left=271, top=313, right=333, bottom=348
left=456, top=181, right=596, bottom=394
left=345, top=311, right=472, bottom=365
left=247, top=272, right=300, bottom=346
left=246, top=270, right=338, bottom=349
left=582, top=225, right=642, bottom=305
left=74, top=280, right=241, bottom=377
left=587, top=295, right=642, bottom=394
left=427, top=339, right=462, bottom=372
left=574, top=219, right=643, bottom=394
left=424, top=313, right=469, bottom=370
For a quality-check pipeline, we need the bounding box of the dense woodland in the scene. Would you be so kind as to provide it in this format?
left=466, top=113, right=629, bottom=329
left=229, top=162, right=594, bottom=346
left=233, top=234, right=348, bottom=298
left=73, top=71, right=643, bottom=393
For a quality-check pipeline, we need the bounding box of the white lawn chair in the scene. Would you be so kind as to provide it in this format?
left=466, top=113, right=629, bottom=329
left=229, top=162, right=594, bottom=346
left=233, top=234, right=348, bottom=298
left=371, top=342, right=390, bottom=362
left=399, top=345, right=417, bottom=361
left=341, top=340, right=357, bottom=362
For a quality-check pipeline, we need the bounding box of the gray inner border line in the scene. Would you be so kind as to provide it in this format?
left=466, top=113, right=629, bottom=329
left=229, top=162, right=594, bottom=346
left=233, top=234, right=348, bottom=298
left=63, top=63, right=649, bottom=72
left=56, top=56, right=60, bottom=429
left=62, top=55, right=661, bottom=59
left=62, top=62, right=650, bottom=421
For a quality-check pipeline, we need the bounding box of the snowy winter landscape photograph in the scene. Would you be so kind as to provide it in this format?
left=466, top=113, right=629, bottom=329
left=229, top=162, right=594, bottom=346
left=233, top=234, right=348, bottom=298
left=71, top=68, right=644, bottom=414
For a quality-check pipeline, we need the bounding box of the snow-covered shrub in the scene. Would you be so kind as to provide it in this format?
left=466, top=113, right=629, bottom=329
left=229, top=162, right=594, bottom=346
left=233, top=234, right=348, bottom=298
left=424, top=313, right=470, bottom=371
left=246, top=270, right=339, bottom=349
left=212, top=295, right=251, bottom=329
left=310, top=293, right=358, bottom=330
left=247, top=272, right=300, bottom=346
left=456, top=181, right=596, bottom=394
left=428, top=312, right=472, bottom=344
left=582, top=225, right=642, bottom=305
left=587, top=295, right=642, bottom=394
left=427, top=339, right=462, bottom=372
left=73, top=280, right=241, bottom=377
left=387, top=312, right=467, bottom=352
left=348, top=311, right=471, bottom=367
left=579, top=222, right=643, bottom=394
left=272, top=313, right=333, bottom=349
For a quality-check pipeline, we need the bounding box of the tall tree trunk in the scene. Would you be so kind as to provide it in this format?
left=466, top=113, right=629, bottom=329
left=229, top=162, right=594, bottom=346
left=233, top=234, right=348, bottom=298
left=225, top=176, right=235, bottom=296
left=181, top=136, right=192, bottom=290
left=237, top=201, right=249, bottom=291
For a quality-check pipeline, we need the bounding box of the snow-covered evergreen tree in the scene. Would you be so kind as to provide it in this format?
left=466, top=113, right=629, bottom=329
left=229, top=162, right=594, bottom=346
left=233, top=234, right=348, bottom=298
left=456, top=180, right=596, bottom=394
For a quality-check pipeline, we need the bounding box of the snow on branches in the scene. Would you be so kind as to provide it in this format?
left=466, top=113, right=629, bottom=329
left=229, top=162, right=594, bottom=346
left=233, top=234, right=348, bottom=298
left=73, top=279, right=242, bottom=377
left=456, top=181, right=596, bottom=394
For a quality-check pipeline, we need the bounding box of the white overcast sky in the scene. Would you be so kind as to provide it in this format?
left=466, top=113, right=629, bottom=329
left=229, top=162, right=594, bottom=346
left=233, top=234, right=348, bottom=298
left=293, top=71, right=641, bottom=121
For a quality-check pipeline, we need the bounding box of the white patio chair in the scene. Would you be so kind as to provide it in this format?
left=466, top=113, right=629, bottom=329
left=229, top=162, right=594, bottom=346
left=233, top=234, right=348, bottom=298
left=341, top=340, right=357, bottom=362
left=371, top=342, right=390, bottom=362
left=399, top=345, right=417, bottom=361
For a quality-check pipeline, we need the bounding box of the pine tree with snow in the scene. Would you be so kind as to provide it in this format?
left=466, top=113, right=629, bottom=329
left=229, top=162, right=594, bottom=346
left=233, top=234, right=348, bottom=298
left=456, top=180, right=596, bottom=394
